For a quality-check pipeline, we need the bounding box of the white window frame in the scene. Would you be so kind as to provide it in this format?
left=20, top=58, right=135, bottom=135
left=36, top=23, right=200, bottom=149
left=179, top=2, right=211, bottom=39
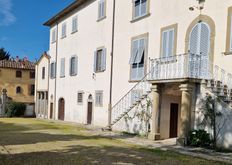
left=94, top=48, right=106, bottom=73
left=77, top=91, right=84, bottom=104
left=61, top=22, right=67, bottom=38
left=70, top=55, right=78, bottom=76
left=161, top=28, right=175, bottom=58
left=133, top=0, right=148, bottom=19
left=98, top=0, right=106, bottom=20
left=72, top=16, right=78, bottom=33
left=51, top=28, right=57, bottom=43
left=50, top=62, right=56, bottom=79
left=95, top=90, right=103, bottom=107
left=60, top=58, right=65, bottom=78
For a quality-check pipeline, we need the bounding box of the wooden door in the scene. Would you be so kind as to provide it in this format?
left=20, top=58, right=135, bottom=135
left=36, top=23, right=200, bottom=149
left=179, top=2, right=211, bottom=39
left=87, top=102, right=93, bottom=124
left=58, top=98, right=65, bottom=121
left=169, top=103, right=179, bottom=138
left=50, top=103, right=53, bottom=119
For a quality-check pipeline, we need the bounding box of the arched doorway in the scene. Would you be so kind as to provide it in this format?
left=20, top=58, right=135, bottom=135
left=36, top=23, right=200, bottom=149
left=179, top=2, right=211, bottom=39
left=189, top=22, right=210, bottom=78
left=58, top=98, right=65, bottom=120
left=87, top=95, right=93, bottom=124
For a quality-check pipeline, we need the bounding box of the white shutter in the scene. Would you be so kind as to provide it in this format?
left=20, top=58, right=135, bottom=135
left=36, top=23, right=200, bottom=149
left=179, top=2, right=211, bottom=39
left=93, top=51, right=97, bottom=72
left=60, top=58, right=65, bottom=77
left=72, top=16, right=78, bottom=32
left=141, top=0, right=147, bottom=16
left=168, top=29, right=174, bottom=57
left=74, top=56, right=78, bottom=75
left=161, top=31, right=168, bottom=57
left=135, top=39, right=145, bottom=63
left=200, top=23, right=210, bottom=57
left=189, top=24, right=199, bottom=55
left=129, top=40, right=139, bottom=64
left=62, top=23, right=66, bottom=38
left=230, top=14, right=232, bottom=51
left=54, top=62, right=56, bottom=78
left=101, top=48, right=106, bottom=71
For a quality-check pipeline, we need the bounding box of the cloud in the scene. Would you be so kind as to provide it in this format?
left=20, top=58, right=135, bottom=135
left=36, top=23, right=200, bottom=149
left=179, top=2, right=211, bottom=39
left=0, top=0, right=16, bottom=26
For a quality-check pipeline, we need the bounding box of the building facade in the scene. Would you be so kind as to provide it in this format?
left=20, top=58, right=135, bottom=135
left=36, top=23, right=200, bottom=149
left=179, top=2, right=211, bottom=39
left=0, top=60, right=35, bottom=115
left=38, top=0, right=232, bottom=148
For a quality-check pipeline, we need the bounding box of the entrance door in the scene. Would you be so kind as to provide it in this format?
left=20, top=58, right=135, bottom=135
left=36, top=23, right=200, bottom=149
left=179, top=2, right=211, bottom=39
left=50, top=103, right=53, bottom=119
left=58, top=98, right=65, bottom=120
left=87, top=102, right=93, bottom=124
left=189, top=22, right=210, bottom=78
left=169, top=103, right=179, bottom=138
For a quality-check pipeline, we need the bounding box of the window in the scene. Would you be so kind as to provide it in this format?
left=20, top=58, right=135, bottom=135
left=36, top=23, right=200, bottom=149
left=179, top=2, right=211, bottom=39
left=95, top=91, right=103, bottom=107
left=60, top=58, right=65, bottom=78
left=16, top=70, right=22, bottom=78
left=16, top=86, right=22, bottom=94
left=70, top=56, right=78, bottom=76
left=42, top=67, right=45, bottom=79
left=98, top=0, right=106, bottom=20
left=226, top=7, right=232, bottom=54
left=72, top=16, right=78, bottom=33
left=29, top=84, right=35, bottom=96
left=161, top=29, right=174, bottom=57
left=51, top=28, right=57, bottom=43
left=94, top=48, right=106, bottom=72
left=30, top=71, right=35, bottom=79
left=61, top=23, right=67, bottom=38
left=77, top=92, right=84, bottom=104
left=50, top=62, right=56, bottom=79
left=133, top=0, right=148, bottom=19
left=129, top=37, right=147, bottom=80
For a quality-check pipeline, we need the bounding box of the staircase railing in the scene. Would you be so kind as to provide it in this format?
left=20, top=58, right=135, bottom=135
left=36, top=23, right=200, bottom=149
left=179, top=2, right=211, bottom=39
left=111, top=71, right=152, bottom=126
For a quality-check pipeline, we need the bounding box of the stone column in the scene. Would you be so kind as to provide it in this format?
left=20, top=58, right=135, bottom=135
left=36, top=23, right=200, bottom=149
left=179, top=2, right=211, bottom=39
left=148, top=84, right=161, bottom=140
left=178, top=84, right=193, bottom=146
left=2, top=89, right=7, bottom=116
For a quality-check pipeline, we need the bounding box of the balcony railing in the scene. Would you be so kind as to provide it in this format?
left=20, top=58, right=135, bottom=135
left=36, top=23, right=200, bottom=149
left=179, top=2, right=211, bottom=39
left=149, top=53, right=211, bottom=80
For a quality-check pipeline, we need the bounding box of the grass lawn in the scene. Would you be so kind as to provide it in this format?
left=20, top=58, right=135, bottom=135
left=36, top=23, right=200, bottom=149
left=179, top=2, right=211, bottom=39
left=0, top=118, right=228, bottom=165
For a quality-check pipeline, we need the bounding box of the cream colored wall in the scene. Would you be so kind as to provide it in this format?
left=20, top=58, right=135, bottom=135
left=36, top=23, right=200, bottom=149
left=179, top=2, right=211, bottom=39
left=36, top=57, right=49, bottom=91
left=0, top=68, right=35, bottom=103
left=46, top=0, right=232, bottom=127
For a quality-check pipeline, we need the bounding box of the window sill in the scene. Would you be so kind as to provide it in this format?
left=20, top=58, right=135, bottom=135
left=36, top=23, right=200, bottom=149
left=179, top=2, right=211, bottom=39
left=71, top=30, right=78, bottom=34
left=131, top=13, right=151, bottom=23
left=223, top=51, right=232, bottom=55
left=95, top=70, right=105, bottom=73
left=60, top=76, right=65, bottom=78
left=70, top=74, right=77, bottom=77
left=128, top=79, right=142, bottom=83
left=51, top=41, right=56, bottom=44
left=97, top=16, right=106, bottom=22
left=61, top=36, right=66, bottom=39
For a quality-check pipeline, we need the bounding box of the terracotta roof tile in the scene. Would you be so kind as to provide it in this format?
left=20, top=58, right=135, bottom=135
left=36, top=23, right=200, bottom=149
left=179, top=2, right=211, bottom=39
left=0, top=60, right=35, bottom=70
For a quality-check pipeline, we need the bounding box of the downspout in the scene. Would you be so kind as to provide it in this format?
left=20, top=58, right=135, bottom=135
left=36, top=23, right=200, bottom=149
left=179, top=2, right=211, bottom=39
left=54, top=22, right=59, bottom=120
left=108, top=0, right=116, bottom=130
left=47, top=55, right=50, bottom=119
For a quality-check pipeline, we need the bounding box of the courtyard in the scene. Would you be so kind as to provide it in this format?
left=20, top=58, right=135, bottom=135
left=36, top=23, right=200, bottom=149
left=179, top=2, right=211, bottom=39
left=0, top=118, right=228, bottom=165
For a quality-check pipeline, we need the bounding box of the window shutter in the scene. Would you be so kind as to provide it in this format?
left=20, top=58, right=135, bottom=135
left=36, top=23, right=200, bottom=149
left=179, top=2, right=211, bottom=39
left=72, top=16, right=78, bottom=32
left=200, top=23, right=210, bottom=57
left=161, top=31, right=168, bottom=57
left=189, top=24, right=199, bottom=55
left=50, top=63, right=52, bottom=78
left=141, top=0, right=147, bottom=16
left=168, top=29, right=174, bottom=57
left=230, top=15, right=232, bottom=51
left=60, top=58, right=65, bottom=77
left=136, top=39, right=145, bottom=63
left=74, top=56, right=78, bottom=75
left=98, top=1, right=102, bottom=19
left=93, top=51, right=97, bottom=72
left=129, top=40, right=139, bottom=64
left=101, top=48, right=106, bottom=71
left=54, top=62, right=56, bottom=78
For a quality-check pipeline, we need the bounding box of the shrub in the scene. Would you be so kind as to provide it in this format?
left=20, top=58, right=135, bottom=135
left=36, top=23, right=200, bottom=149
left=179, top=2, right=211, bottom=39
left=188, top=129, right=212, bottom=148
left=5, top=102, right=26, bottom=117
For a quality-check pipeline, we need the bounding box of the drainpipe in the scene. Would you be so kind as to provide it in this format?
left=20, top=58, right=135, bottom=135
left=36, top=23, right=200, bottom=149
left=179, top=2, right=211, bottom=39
left=108, top=0, right=116, bottom=130
left=54, top=22, right=59, bottom=120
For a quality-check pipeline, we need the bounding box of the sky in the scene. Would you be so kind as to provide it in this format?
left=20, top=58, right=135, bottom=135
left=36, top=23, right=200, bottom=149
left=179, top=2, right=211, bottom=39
left=0, top=0, right=74, bottom=61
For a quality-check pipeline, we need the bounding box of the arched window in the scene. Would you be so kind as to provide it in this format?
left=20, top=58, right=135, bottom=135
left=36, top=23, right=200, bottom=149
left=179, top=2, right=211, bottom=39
left=16, top=86, right=22, bottom=94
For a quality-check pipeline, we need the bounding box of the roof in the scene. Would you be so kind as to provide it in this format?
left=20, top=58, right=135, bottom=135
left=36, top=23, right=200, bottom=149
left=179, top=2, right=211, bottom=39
left=35, top=52, right=50, bottom=65
left=44, top=0, right=90, bottom=26
left=0, top=60, right=35, bottom=70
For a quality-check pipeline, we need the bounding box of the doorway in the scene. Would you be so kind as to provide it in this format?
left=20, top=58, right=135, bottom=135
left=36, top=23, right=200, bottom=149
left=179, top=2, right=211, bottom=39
left=58, top=98, right=65, bottom=121
left=169, top=103, right=179, bottom=138
left=50, top=103, right=53, bottom=119
left=87, top=94, right=93, bottom=124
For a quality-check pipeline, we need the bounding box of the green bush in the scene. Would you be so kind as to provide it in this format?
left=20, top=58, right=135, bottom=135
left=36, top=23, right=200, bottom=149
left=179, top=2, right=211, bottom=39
left=188, top=129, right=212, bottom=148
left=5, top=102, right=26, bottom=117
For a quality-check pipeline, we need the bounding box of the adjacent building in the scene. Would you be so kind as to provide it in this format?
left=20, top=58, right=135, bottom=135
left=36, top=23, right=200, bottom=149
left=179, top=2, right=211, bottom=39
left=36, top=0, right=232, bottom=148
left=0, top=59, right=35, bottom=115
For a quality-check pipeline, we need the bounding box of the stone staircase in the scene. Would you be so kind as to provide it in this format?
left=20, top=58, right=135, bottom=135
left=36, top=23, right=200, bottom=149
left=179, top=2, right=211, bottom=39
left=110, top=72, right=152, bottom=126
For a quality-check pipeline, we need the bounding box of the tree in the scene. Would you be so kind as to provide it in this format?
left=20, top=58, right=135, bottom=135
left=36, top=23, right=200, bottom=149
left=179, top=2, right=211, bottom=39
left=199, top=94, right=227, bottom=148
left=0, top=48, right=10, bottom=60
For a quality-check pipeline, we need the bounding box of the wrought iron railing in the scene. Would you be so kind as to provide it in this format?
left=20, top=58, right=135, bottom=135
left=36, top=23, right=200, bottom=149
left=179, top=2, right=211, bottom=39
left=111, top=71, right=152, bottom=125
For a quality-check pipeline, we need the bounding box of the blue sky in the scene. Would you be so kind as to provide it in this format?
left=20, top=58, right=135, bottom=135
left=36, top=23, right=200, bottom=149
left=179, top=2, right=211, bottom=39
left=0, top=0, right=74, bottom=61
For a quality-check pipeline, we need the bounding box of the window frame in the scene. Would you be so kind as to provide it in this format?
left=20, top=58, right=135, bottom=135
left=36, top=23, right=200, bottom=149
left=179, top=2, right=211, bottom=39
left=94, top=47, right=106, bottom=73
left=16, top=86, right=22, bottom=94
left=77, top=91, right=84, bottom=105
left=61, top=22, right=67, bottom=39
left=69, top=55, right=78, bottom=76
left=72, top=15, right=78, bottom=33
left=51, top=28, right=57, bottom=43
left=60, top=58, right=65, bottom=78
left=30, top=71, right=35, bottom=79
left=95, top=90, right=103, bottom=107
left=50, top=62, right=56, bottom=79
left=129, top=33, right=148, bottom=82
left=42, top=67, right=45, bottom=79
left=97, top=0, right=106, bottom=21
left=226, top=7, right=232, bottom=54
left=132, top=0, right=150, bottom=21
left=16, top=70, right=22, bottom=78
